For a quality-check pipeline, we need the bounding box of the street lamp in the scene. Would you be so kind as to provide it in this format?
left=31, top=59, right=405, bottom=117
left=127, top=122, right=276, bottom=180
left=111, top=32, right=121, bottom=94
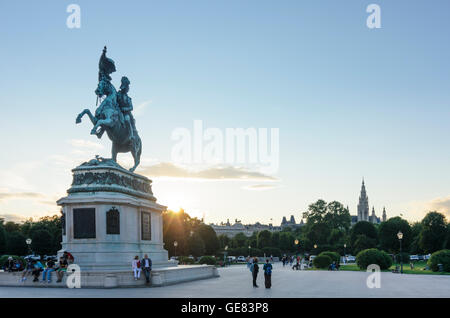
left=397, top=231, right=403, bottom=274
left=343, top=244, right=347, bottom=264
left=294, top=239, right=299, bottom=256
left=314, top=244, right=317, bottom=253
left=173, top=241, right=178, bottom=258
left=224, top=245, right=228, bottom=267
left=26, top=238, right=32, bottom=255
left=248, top=245, right=251, bottom=256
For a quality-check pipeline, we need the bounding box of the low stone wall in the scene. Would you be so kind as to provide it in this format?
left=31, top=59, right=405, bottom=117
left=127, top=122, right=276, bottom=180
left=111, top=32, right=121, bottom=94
left=0, top=265, right=219, bottom=288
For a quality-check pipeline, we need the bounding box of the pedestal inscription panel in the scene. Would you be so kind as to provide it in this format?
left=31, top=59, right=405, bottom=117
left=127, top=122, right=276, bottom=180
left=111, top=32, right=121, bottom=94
left=141, top=211, right=151, bottom=240
left=73, top=208, right=96, bottom=239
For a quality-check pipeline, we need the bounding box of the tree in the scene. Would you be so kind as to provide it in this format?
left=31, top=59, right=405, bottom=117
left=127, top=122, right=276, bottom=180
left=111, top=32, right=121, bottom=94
left=324, top=201, right=351, bottom=232
left=0, top=225, right=6, bottom=255
left=353, top=234, right=377, bottom=255
left=305, top=222, right=331, bottom=247
left=350, top=221, right=377, bottom=248
left=302, top=200, right=351, bottom=252
left=303, top=199, right=328, bottom=225
left=378, top=217, right=412, bottom=253
left=197, top=224, right=220, bottom=255
left=257, top=230, right=272, bottom=249
left=6, top=231, right=28, bottom=256
left=217, top=234, right=230, bottom=249
left=231, top=232, right=248, bottom=248
left=279, top=231, right=295, bottom=252
left=271, top=232, right=280, bottom=248
left=187, top=233, right=205, bottom=257
left=3, top=221, right=20, bottom=233
left=31, top=229, right=53, bottom=256
left=410, top=222, right=424, bottom=254
left=419, top=212, right=448, bottom=254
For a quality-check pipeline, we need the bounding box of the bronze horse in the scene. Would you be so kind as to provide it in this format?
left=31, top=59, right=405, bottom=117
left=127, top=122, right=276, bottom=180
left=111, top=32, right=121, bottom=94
left=76, top=78, right=142, bottom=172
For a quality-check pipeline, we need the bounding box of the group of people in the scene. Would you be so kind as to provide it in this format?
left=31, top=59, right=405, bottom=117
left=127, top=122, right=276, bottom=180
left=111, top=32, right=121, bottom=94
left=19, top=251, right=74, bottom=283
left=4, top=257, right=23, bottom=272
left=247, top=257, right=273, bottom=289
left=7, top=252, right=154, bottom=285
left=131, top=254, right=153, bottom=284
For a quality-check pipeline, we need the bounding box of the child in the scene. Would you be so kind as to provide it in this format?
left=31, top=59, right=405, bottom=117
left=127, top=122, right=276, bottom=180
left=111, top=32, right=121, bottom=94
left=132, top=255, right=141, bottom=280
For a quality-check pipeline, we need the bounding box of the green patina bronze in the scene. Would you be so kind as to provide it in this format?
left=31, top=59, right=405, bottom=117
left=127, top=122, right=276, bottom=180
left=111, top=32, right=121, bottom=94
left=76, top=47, right=142, bottom=172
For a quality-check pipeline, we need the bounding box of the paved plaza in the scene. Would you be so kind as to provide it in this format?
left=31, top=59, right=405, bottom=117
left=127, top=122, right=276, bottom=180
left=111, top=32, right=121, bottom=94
left=0, top=264, right=449, bottom=298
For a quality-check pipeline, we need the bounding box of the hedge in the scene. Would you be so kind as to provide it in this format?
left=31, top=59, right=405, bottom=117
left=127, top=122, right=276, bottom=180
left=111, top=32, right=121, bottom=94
left=356, top=248, right=392, bottom=270
left=178, top=256, right=195, bottom=265
left=198, top=256, right=216, bottom=265
left=319, top=251, right=340, bottom=264
left=428, top=249, right=450, bottom=272
left=313, top=255, right=332, bottom=269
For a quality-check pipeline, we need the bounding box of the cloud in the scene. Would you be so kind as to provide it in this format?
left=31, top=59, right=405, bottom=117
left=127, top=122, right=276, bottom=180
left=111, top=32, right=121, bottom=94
left=242, top=184, right=279, bottom=191
left=0, top=192, right=44, bottom=201
left=426, top=196, right=450, bottom=218
left=68, top=139, right=104, bottom=150
left=405, top=196, right=450, bottom=221
left=134, top=100, right=152, bottom=117
left=0, top=213, right=28, bottom=223
left=137, top=162, right=277, bottom=181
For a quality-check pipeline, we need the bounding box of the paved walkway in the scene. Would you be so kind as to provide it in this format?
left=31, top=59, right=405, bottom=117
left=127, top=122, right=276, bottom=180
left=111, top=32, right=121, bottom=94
left=0, top=264, right=449, bottom=298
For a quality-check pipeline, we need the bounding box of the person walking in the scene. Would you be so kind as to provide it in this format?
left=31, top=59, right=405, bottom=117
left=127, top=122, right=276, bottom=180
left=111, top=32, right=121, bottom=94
left=141, top=254, right=152, bottom=285
left=252, top=257, right=259, bottom=288
left=263, top=259, right=273, bottom=288
left=132, top=255, right=141, bottom=280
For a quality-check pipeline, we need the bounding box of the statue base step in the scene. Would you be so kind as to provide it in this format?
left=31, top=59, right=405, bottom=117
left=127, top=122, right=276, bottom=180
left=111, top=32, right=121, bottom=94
left=0, top=265, right=220, bottom=288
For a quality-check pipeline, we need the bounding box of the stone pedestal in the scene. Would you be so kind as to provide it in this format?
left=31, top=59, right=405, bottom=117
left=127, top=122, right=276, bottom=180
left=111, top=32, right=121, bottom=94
left=57, top=158, right=173, bottom=271
left=0, top=157, right=220, bottom=288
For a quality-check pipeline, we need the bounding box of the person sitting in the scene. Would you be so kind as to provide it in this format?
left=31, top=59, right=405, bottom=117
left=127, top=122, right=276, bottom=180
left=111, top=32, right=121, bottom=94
left=6, top=257, right=14, bottom=272
left=132, top=255, right=141, bottom=280
left=32, top=260, right=44, bottom=282
left=62, top=251, right=75, bottom=264
left=21, top=258, right=34, bottom=282
left=42, top=258, right=56, bottom=283
left=328, top=262, right=337, bottom=271
left=292, top=260, right=300, bottom=270
left=56, top=257, right=68, bottom=283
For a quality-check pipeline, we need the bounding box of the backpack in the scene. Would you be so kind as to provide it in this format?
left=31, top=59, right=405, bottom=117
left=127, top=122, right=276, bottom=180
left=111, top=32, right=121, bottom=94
left=249, top=263, right=254, bottom=272
left=137, top=260, right=141, bottom=268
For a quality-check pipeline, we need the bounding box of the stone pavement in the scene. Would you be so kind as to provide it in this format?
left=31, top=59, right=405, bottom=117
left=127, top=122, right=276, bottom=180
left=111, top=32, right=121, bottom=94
left=0, top=264, right=449, bottom=298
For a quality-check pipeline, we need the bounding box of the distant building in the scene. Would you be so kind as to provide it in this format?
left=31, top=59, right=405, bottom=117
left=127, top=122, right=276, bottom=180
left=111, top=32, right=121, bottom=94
left=351, top=179, right=386, bottom=225
left=280, top=214, right=305, bottom=229
left=210, top=219, right=282, bottom=238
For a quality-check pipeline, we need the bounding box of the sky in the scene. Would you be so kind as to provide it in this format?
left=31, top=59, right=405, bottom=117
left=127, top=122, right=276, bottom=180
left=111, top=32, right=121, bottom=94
left=0, top=0, right=449, bottom=225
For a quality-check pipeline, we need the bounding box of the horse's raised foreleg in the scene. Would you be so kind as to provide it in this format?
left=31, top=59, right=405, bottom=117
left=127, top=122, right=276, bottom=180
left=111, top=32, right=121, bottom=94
left=76, top=109, right=97, bottom=125
left=90, top=116, right=114, bottom=135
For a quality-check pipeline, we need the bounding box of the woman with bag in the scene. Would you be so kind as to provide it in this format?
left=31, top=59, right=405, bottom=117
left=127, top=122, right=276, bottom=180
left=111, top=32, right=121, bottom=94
left=132, top=255, right=141, bottom=280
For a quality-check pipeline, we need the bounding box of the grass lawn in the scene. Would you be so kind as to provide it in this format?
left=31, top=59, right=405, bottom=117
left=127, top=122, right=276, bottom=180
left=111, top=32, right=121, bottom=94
left=339, top=261, right=450, bottom=275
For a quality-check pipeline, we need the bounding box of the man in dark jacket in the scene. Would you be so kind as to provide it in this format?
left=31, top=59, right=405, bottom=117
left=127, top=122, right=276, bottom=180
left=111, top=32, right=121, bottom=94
left=252, top=257, right=259, bottom=288
left=141, top=254, right=152, bottom=284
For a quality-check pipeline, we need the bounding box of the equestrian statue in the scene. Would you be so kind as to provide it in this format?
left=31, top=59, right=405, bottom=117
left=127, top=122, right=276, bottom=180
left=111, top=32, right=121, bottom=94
left=76, top=47, right=142, bottom=172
